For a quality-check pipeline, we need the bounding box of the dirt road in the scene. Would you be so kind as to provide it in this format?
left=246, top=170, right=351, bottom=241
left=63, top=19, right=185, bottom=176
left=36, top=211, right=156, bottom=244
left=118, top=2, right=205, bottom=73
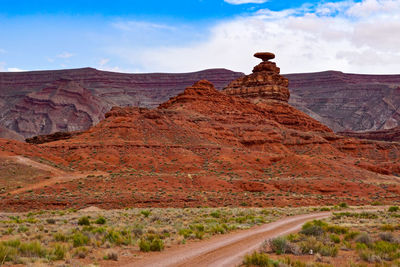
left=9, top=156, right=100, bottom=195
left=123, top=212, right=330, bottom=267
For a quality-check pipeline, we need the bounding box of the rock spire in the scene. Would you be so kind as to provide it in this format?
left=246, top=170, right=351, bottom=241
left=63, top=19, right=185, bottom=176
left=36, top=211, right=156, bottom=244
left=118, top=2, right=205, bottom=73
left=223, top=52, right=290, bottom=103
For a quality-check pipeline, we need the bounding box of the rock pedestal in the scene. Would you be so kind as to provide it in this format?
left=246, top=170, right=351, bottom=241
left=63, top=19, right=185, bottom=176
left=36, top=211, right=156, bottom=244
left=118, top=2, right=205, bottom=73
left=223, top=52, right=290, bottom=103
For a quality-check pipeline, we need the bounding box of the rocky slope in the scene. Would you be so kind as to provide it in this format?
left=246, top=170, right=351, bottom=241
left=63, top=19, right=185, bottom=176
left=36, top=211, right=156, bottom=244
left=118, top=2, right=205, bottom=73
left=287, top=71, right=400, bottom=132
left=1, top=53, right=400, bottom=211
left=0, top=68, right=243, bottom=138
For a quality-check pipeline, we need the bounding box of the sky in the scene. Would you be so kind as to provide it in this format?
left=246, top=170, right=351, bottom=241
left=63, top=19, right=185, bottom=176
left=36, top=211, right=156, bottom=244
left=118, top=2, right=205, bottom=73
left=0, top=0, right=400, bottom=74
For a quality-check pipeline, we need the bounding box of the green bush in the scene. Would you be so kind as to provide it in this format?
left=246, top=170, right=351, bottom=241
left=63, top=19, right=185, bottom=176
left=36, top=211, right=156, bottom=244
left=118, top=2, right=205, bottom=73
left=140, top=210, right=151, bottom=217
left=338, top=202, right=349, bottom=208
left=319, top=245, right=339, bottom=257
left=179, top=228, right=193, bottom=238
left=330, top=234, right=341, bottom=244
left=210, top=211, right=220, bottom=218
left=104, top=229, right=132, bottom=245
left=326, top=225, right=348, bottom=234
left=389, top=206, right=399, bottom=212
left=19, top=241, right=47, bottom=258
left=344, top=231, right=360, bottom=241
left=269, top=237, right=288, bottom=255
left=355, top=233, right=372, bottom=246
left=95, top=216, right=106, bottom=225
left=300, top=220, right=326, bottom=236
left=51, top=243, right=67, bottom=260
left=150, top=238, right=164, bottom=251
left=71, top=232, right=89, bottom=247
left=54, top=232, right=68, bottom=242
left=78, top=216, right=90, bottom=226
left=0, top=243, right=17, bottom=262
left=139, top=239, right=150, bottom=252
left=243, top=251, right=280, bottom=267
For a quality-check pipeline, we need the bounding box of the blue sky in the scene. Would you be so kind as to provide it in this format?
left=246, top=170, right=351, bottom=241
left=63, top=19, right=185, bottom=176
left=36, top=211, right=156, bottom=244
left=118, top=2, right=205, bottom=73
left=1, top=0, right=400, bottom=74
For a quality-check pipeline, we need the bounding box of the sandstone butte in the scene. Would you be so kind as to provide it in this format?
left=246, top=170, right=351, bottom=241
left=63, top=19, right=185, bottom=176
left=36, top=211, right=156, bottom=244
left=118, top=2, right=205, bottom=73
left=0, top=52, right=400, bottom=211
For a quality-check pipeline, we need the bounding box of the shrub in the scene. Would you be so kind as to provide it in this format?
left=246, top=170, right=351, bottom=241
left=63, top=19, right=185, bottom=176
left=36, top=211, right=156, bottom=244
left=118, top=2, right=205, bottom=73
left=78, top=216, right=90, bottom=226
left=319, top=245, right=339, bottom=257
left=179, top=228, right=193, bottom=238
left=95, top=216, right=106, bottom=225
left=300, top=221, right=326, bottom=236
left=72, top=232, right=89, bottom=247
left=345, top=231, right=360, bottom=241
left=0, top=243, right=17, bottom=263
left=381, top=224, right=396, bottom=232
left=268, top=237, right=288, bottom=255
left=104, top=229, right=132, bottom=245
left=54, top=232, right=68, bottom=242
left=141, top=210, right=151, bottom=218
left=359, top=250, right=382, bottom=263
left=210, top=211, right=220, bottom=218
left=355, top=233, right=372, bottom=246
left=46, top=218, right=56, bottom=224
left=299, top=236, right=323, bottom=254
left=268, top=237, right=301, bottom=255
left=74, top=246, right=88, bottom=258
left=339, top=202, right=349, bottom=208
left=243, top=251, right=279, bottom=267
left=104, top=251, right=118, bottom=261
left=326, top=225, right=349, bottom=234
left=373, top=240, right=399, bottom=259
left=150, top=238, right=164, bottom=251
left=330, top=234, right=341, bottom=244
left=19, top=241, right=47, bottom=258
left=389, top=206, right=399, bottom=212
left=139, top=239, right=150, bottom=252
left=51, top=243, right=67, bottom=260
left=379, top=232, right=396, bottom=243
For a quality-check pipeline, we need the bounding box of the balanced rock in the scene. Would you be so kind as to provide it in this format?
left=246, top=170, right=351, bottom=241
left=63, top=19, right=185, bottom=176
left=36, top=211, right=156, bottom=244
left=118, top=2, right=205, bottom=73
left=223, top=52, right=290, bottom=103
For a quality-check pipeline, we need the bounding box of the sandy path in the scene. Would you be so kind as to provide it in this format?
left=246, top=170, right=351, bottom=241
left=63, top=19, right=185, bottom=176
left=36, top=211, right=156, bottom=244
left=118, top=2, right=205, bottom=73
left=9, top=156, right=98, bottom=195
left=123, top=212, right=331, bottom=267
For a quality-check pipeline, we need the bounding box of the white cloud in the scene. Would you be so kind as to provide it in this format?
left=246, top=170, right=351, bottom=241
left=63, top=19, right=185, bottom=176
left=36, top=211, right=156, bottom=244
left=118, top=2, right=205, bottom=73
left=7, top=67, right=27, bottom=72
left=56, top=52, right=74, bottom=59
left=224, top=0, right=268, bottom=4
left=0, top=48, right=6, bottom=54
left=111, top=0, right=400, bottom=74
left=0, top=62, right=6, bottom=71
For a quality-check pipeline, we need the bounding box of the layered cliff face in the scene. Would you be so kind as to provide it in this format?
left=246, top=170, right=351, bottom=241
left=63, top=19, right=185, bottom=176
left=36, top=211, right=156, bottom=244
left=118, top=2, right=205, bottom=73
left=0, top=68, right=243, bottom=138
left=287, top=71, right=400, bottom=132
left=339, top=126, right=400, bottom=143
left=1, top=79, right=107, bottom=137
left=1, top=75, right=400, bottom=210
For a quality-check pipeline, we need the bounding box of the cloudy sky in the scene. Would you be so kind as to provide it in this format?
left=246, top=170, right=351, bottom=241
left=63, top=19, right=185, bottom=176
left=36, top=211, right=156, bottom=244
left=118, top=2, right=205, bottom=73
left=0, top=0, right=399, bottom=74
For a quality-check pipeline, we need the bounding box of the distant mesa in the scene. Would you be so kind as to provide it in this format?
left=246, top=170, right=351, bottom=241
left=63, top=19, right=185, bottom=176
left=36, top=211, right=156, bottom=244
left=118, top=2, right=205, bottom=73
left=223, top=51, right=290, bottom=103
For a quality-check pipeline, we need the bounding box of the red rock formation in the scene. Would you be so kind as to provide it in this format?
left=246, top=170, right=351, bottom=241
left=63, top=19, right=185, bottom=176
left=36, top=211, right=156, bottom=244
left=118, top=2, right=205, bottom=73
left=338, top=126, right=400, bottom=142
left=1, top=77, right=400, bottom=210
left=223, top=52, right=290, bottom=103
left=0, top=68, right=243, bottom=138
left=1, top=54, right=400, bottom=211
